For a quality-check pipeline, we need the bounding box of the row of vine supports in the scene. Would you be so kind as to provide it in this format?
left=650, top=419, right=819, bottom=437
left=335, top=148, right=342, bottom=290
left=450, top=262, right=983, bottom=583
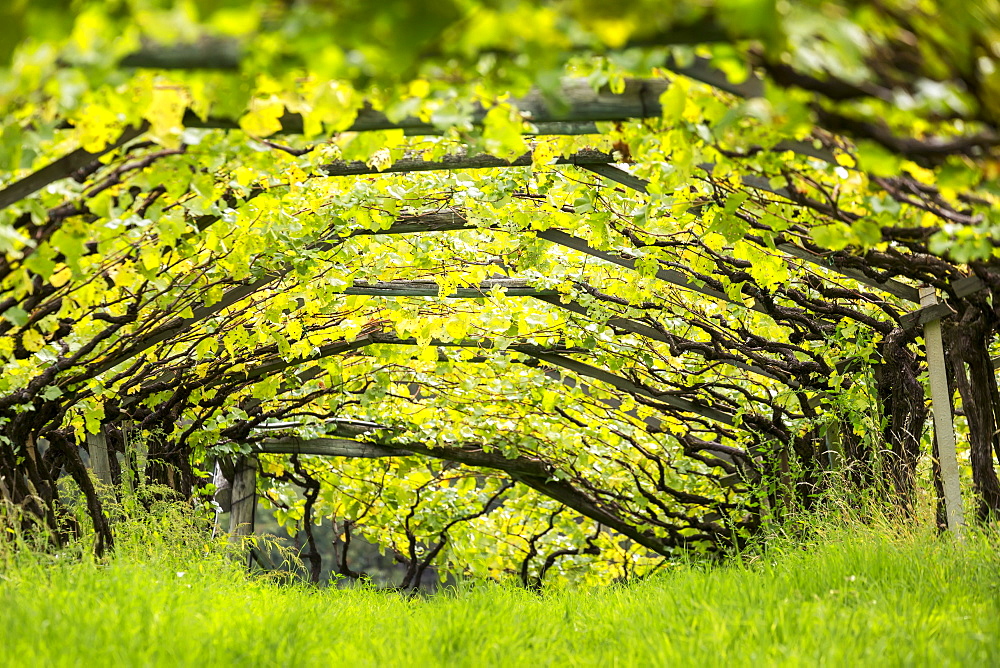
left=69, top=281, right=973, bottom=577
left=8, top=218, right=986, bottom=571
left=7, top=180, right=995, bottom=575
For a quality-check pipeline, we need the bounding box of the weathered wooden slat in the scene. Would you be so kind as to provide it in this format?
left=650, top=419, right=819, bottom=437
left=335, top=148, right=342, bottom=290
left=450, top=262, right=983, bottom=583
left=253, top=437, right=407, bottom=458
left=824, top=421, right=844, bottom=469
left=212, top=460, right=232, bottom=514
left=576, top=161, right=798, bottom=200
left=0, top=124, right=146, bottom=212
left=187, top=113, right=603, bottom=137
left=253, top=418, right=387, bottom=438
left=578, top=163, right=653, bottom=193
left=119, top=38, right=244, bottom=69
left=919, top=286, right=964, bottom=533
left=899, top=301, right=954, bottom=330
left=953, top=275, right=987, bottom=298
left=345, top=278, right=556, bottom=298
left=350, top=211, right=470, bottom=236
left=257, top=436, right=550, bottom=476
left=320, top=148, right=615, bottom=177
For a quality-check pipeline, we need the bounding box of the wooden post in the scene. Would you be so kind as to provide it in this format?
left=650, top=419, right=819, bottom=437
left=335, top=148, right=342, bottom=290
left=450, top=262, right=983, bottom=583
left=919, top=286, right=964, bottom=533
left=86, top=427, right=113, bottom=491
left=228, top=456, right=257, bottom=564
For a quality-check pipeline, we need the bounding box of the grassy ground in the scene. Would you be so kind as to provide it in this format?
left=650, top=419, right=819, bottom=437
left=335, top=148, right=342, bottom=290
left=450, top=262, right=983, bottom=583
left=1, top=516, right=997, bottom=667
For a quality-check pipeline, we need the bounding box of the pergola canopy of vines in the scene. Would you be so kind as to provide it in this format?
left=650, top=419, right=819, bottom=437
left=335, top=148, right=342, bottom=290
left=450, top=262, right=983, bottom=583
left=3, top=0, right=1000, bottom=586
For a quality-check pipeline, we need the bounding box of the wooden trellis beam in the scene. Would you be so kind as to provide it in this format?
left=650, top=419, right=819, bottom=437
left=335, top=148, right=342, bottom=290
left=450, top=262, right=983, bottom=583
left=533, top=293, right=801, bottom=388
left=319, top=147, right=617, bottom=177
left=253, top=418, right=387, bottom=438
left=518, top=348, right=737, bottom=425
left=314, top=145, right=830, bottom=185
left=117, top=21, right=733, bottom=71
left=256, top=436, right=552, bottom=476
left=108, top=41, right=832, bottom=163
left=581, top=163, right=922, bottom=303
left=253, top=437, right=406, bottom=459
left=897, top=275, right=989, bottom=330
left=345, top=278, right=556, bottom=298
left=248, top=369, right=742, bottom=470
left=952, top=275, right=988, bottom=298
left=0, top=125, right=146, bottom=212
left=350, top=213, right=773, bottom=314
left=191, top=114, right=604, bottom=137
left=535, top=228, right=769, bottom=314
left=774, top=243, right=920, bottom=303
left=180, top=78, right=668, bottom=136
left=215, top=330, right=737, bottom=427
left=121, top=40, right=750, bottom=88
left=899, top=301, right=954, bottom=330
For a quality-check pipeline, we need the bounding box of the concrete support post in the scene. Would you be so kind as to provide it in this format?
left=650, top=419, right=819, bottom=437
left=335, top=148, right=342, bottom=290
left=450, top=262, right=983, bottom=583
left=86, top=427, right=113, bottom=491
left=228, top=456, right=258, bottom=566
left=919, top=286, right=965, bottom=533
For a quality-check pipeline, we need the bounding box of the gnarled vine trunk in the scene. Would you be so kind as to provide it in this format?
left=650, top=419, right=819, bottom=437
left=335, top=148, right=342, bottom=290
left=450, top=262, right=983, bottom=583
left=873, top=329, right=927, bottom=510
left=945, top=308, right=1000, bottom=520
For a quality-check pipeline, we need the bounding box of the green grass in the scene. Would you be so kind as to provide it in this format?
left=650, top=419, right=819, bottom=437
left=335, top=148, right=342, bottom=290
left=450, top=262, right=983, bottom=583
left=1, top=518, right=998, bottom=667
